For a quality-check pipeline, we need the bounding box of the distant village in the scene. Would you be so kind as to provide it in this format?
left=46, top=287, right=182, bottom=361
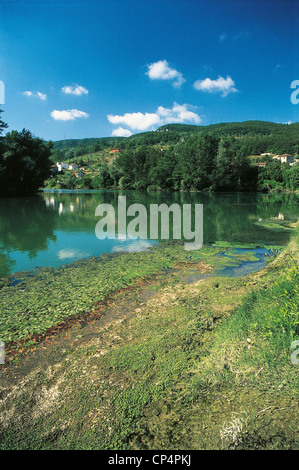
left=253, top=153, right=299, bottom=167
left=51, top=148, right=121, bottom=177
left=51, top=149, right=299, bottom=180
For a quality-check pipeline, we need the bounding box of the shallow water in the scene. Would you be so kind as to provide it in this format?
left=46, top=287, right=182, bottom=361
left=215, top=248, right=268, bottom=278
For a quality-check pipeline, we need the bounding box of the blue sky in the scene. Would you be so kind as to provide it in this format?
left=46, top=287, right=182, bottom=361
left=1, top=0, right=299, bottom=141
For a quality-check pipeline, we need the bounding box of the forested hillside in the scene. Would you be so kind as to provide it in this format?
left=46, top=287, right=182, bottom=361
left=46, top=121, right=299, bottom=193
left=51, top=120, right=299, bottom=159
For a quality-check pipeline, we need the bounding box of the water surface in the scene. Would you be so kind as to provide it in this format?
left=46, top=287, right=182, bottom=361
left=0, top=190, right=298, bottom=277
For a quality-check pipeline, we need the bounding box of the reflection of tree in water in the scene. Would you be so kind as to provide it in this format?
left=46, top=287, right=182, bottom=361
left=186, top=193, right=258, bottom=244
left=42, top=191, right=117, bottom=232
left=2, top=190, right=298, bottom=278
left=42, top=190, right=299, bottom=246
left=0, top=196, right=57, bottom=260
left=0, top=251, right=16, bottom=278
left=256, top=192, right=299, bottom=219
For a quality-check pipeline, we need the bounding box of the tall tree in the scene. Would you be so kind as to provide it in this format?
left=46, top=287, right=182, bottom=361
left=214, top=139, right=234, bottom=190
left=0, top=129, right=52, bottom=196
left=179, top=134, right=219, bottom=190
left=0, top=109, right=8, bottom=136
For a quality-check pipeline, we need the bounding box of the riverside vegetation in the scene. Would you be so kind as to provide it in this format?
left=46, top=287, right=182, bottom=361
left=1, top=110, right=299, bottom=196
left=0, top=225, right=298, bottom=449
left=45, top=120, right=299, bottom=193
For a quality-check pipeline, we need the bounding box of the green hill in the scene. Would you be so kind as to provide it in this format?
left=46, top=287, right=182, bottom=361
left=51, top=120, right=299, bottom=160
left=46, top=120, right=299, bottom=193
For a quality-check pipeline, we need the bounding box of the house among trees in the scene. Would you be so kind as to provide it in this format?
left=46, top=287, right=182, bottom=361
left=272, top=154, right=294, bottom=164
left=254, top=162, right=268, bottom=167
left=56, top=162, right=79, bottom=171
left=56, top=162, right=69, bottom=172
left=68, top=163, right=78, bottom=170
left=109, top=148, right=120, bottom=154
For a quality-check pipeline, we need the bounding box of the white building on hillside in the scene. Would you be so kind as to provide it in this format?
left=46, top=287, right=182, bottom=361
left=273, top=154, right=294, bottom=164
left=69, top=163, right=78, bottom=170
left=57, top=162, right=69, bottom=172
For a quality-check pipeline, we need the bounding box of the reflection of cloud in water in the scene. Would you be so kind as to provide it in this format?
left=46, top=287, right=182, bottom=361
left=58, top=249, right=91, bottom=260
left=112, top=240, right=155, bottom=253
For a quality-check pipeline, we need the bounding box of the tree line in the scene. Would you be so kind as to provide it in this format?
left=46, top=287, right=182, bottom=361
left=1, top=109, right=299, bottom=196
left=51, top=120, right=299, bottom=164
left=46, top=133, right=299, bottom=193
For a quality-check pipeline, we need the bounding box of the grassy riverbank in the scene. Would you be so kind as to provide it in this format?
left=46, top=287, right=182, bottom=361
left=0, top=232, right=298, bottom=449
left=0, top=244, right=262, bottom=347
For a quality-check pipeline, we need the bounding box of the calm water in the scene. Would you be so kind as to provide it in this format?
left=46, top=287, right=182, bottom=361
left=0, top=190, right=299, bottom=277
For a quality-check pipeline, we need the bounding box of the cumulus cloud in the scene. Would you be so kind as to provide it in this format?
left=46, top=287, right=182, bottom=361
left=146, top=60, right=185, bottom=88
left=23, top=90, right=47, bottom=100
left=108, top=102, right=201, bottom=133
left=50, top=109, right=89, bottom=121
left=111, top=127, right=133, bottom=137
left=108, top=111, right=161, bottom=131
left=156, top=103, right=201, bottom=124
left=193, top=76, right=238, bottom=97
left=61, top=84, right=88, bottom=95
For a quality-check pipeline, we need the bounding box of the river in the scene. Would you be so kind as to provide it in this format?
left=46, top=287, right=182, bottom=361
left=0, top=189, right=299, bottom=277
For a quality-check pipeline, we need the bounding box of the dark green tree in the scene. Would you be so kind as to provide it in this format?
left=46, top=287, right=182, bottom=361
left=213, top=139, right=234, bottom=190
left=97, top=162, right=114, bottom=188
left=0, top=128, right=52, bottom=196
left=0, top=109, right=8, bottom=136
left=150, top=147, right=177, bottom=190
left=178, top=134, right=219, bottom=190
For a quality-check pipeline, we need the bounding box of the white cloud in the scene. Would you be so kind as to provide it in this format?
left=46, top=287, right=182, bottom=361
left=108, top=102, right=201, bottom=133
left=156, top=103, right=201, bottom=124
left=111, top=127, right=133, bottom=137
left=23, top=90, right=47, bottom=100
left=61, top=84, right=89, bottom=96
left=193, top=76, right=238, bottom=97
left=36, top=91, right=47, bottom=100
left=146, top=60, right=185, bottom=88
left=50, top=109, right=89, bottom=121
left=108, top=111, right=161, bottom=131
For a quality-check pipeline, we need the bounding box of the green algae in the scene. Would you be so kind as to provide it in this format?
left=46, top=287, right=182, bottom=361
left=0, top=241, right=272, bottom=345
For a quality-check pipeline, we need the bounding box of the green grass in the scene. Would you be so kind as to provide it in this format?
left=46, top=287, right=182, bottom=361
left=191, top=237, right=299, bottom=400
